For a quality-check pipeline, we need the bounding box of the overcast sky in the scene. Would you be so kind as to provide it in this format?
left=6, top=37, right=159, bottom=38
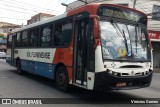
left=0, top=0, right=77, bottom=25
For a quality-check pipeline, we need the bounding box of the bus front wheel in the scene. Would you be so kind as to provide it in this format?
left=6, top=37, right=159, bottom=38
left=56, top=66, right=69, bottom=91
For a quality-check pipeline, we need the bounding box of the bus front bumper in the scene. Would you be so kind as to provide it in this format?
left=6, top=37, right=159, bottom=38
left=94, top=70, right=153, bottom=91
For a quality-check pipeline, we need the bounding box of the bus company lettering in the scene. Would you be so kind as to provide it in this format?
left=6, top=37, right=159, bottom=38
left=27, top=52, right=50, bottom=59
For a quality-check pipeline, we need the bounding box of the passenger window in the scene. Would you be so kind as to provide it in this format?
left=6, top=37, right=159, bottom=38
left=22, top=30, right=29, bottom=47
left=16, top=32, right=21, bottom=47
left=30, top=28, right=38, bottom=47
left=54, top=19, right=72, bottom=47
left=40, top=26, right=52, bottom=47
left=7, top=35, right=12, bottom=48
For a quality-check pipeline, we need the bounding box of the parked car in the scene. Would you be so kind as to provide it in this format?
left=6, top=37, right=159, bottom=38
left=0, top=52, right=6, bottom=59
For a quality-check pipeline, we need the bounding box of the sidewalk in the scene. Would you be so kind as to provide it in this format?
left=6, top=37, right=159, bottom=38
left=0, top=59, right=6, bottom=62
left=153, top=68, right=160, bottom=73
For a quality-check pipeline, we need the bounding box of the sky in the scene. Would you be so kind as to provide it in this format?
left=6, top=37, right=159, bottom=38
left=0, top=0, right=77, bottom=25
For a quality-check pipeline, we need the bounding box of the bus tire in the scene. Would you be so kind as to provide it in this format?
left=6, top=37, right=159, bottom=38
left=56, top=66, right=69, bottom=91
left=17, top=59, right=23, bottom=74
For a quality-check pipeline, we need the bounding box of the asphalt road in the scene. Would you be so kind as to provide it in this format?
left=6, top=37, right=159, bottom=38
left=0, top=59, right=160, bottom=107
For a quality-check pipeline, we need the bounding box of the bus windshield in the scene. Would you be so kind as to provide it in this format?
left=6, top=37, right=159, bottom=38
left=100, top=21, right=151, bottom=61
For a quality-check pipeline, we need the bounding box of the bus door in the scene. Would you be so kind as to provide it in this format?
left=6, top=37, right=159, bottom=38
left=73, top=13, right=95, bottom=86
left=11, top=35, right=15, bottom=66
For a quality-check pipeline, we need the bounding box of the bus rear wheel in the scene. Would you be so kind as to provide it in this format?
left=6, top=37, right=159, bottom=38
left=56, top=66, right=69, bottom=91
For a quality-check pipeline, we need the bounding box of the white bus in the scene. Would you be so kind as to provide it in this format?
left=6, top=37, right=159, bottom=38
left=7, top=3, right=153, bottom=91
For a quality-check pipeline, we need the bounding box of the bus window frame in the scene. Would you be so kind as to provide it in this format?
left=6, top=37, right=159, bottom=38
left=21, top=30, right=29, bottom=47
left=52, top=16, right=73, bottom=48
left=40, top=24, right=53, bottom=47
left=16, top=32, right=22, bottom=48
left=9, top=16, right=74, bottom=49
left=29, top=27, right=39, bottom=48
left=7, top=34, right=13, bottom=48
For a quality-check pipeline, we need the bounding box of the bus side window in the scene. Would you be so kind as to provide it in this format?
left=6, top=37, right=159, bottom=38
left=54, top=19, right=72, bottom=47
left=40, top=25, right=52, bottom=47
left=16, top=32, right=21, bottom=47
left=22, top=30, right=29, bottom=47
left=62, top=23, right=72, bottom=45
left=54, top=23, right=62, bottom=46
left=7, top=35, right=12, bottom=48
left=30, top=29, right=38, bottom=47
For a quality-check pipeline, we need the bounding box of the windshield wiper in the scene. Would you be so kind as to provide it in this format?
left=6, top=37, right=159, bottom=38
left=122, top=29, right=129, bottom=56
left=110, top=19, right=129, bottom=56
left=135, top=24, right=138, bottom=53
left=110, top=19, right=123, bottom=38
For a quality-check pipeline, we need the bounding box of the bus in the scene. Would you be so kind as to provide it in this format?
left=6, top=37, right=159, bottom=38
left=6, top=3, right=153, bottom=91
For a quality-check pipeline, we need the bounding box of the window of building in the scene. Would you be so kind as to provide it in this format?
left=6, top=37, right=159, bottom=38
left=40, top=25, right=52, bottom=47
left=30, top=28, right=39, bottom=47
left=54, top=18, right=72, bottom=47
left=22, top=30, right=29, bottom=47
left=152, top=5, right=160, bottom=20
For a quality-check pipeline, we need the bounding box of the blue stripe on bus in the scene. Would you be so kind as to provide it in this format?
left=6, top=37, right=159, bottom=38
left=21, top=60, right=55, bottom=79
left=6, top=57, right=16, bottom=66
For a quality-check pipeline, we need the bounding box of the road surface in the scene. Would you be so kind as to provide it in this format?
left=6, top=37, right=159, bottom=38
left=0, top=59, right=159, bottom=107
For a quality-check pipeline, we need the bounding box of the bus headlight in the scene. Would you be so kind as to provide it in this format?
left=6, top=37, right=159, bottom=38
left=107, top=69, right=113, bottom=74
left=107, top=69, right=121, bottom=76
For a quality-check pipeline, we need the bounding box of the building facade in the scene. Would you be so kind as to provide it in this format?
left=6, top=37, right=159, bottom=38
left=67, top=0, right=160, bottom=68
left=27, top=13, right=54, bottom=25
left=0, top=22, right=21, bottom=52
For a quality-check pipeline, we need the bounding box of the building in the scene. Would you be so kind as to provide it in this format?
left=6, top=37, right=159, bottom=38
left=27, top=13, right=54, bottom=25
left=0, top=21, right=21, bottom=52
left=67, top=0, right=160, bottom=68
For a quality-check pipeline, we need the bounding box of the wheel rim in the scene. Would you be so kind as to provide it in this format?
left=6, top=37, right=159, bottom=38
left=57, top=73, right=66, bottom=86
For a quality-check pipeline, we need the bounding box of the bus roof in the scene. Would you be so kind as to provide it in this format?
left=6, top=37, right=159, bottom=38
left=10, top=3, right=147, bottom=34
left=11, top=13, right=67, bottom=34
left=68, top=3, right=147, bottom=17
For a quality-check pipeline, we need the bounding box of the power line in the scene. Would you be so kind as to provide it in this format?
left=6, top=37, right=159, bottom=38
left=49, top=0, right=69, bottom=11
left=0, top=2, right=38, bottom=13
left=44, top=0, right=54, bottom=7
left=0, top=17, right=28, bottom=20
left=0, top=2, right=61, bottom=14
left=0, top=0, right=64, bottom=13
left=12, top=0, right=64, bottom=12
left=0, top=6, right=35, bottom=15
left=0, top=0, right=67, bottom=24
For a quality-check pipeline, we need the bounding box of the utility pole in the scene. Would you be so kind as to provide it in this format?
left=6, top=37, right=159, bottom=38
left=133, top=0, right=137, bottom=9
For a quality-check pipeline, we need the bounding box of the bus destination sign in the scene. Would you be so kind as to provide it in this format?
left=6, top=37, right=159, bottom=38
left=102, top=8, right=140, bottom=22
left=98, top=6, right=147, bottom=24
